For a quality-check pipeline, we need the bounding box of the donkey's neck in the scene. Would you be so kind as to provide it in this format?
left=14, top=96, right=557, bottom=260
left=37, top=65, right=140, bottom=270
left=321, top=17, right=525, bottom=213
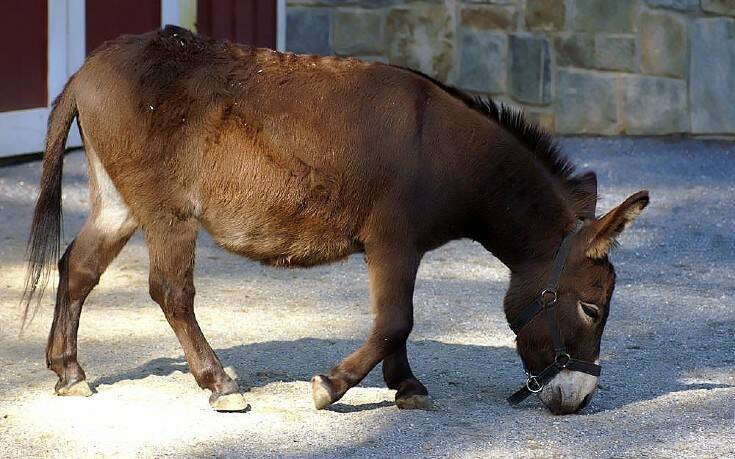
left=474, top=139, right=577, bottom=273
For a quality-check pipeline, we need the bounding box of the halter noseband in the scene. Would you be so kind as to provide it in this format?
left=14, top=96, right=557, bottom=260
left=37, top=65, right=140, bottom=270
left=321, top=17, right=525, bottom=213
left=507, top=220, right=601, bottom=406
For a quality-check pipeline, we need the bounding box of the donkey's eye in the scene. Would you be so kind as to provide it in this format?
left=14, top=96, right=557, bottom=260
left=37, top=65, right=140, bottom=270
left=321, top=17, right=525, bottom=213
left=579, top=301, right=600, bottom=321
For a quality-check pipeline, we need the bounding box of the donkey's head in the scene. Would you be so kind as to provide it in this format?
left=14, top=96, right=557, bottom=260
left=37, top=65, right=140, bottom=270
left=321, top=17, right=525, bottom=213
left=506, top=182, right=649, bottom=414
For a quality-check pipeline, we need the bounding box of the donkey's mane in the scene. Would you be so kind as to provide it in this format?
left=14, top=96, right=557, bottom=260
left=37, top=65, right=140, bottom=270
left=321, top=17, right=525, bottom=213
left=395, top=66, right=577, bottom=186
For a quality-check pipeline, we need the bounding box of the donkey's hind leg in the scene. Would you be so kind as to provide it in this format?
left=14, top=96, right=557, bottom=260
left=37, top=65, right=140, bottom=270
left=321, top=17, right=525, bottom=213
left=47, top=218, right=136, bottom=396
left=145, top=219, right=247, bottom=412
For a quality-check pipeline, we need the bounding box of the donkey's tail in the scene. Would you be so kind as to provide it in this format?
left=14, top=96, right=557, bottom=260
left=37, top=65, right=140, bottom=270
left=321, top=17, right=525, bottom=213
left=21, top=78, right=78, bottom=330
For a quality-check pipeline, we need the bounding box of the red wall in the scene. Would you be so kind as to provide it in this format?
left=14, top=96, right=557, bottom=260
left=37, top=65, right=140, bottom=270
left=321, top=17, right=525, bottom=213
left=197, top=0, right=276, bottom=49
left=86, top=0, right=161, bottom=54
left=0, top=0, right=48, bottom=112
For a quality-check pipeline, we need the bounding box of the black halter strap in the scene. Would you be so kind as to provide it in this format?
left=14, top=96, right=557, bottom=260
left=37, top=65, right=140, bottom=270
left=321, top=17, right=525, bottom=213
left=507, top=220, right=602, bottom=406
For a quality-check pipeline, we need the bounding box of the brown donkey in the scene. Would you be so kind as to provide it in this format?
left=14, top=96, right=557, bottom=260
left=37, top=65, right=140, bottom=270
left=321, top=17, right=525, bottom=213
left=24, top=26, right=648, bottom=414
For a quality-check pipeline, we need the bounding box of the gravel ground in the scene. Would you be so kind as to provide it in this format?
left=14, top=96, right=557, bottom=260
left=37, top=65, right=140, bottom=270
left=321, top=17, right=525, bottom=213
left=0, top=137, right=733, bottom=458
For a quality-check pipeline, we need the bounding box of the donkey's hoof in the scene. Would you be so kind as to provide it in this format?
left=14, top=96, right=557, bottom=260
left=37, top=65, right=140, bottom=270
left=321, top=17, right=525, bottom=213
left=209, top=393, right=249, bottom=412
left=311, top=375, right=337, bottom=410
left=396, top=394, right=434, bottom=411
left=56, top=380, right=93, bottom=397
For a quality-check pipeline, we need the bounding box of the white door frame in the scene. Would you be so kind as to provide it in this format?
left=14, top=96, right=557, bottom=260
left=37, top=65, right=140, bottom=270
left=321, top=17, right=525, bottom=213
left=0, top=0, right=285, bottom=157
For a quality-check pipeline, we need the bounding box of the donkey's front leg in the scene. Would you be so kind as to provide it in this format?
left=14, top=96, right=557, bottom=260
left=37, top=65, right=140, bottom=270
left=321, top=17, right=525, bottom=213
left=311, top=244, right=428, bottom=409
left=146, top=219, right=247, bottom=412
left=382, top=343, right=431, bottom=409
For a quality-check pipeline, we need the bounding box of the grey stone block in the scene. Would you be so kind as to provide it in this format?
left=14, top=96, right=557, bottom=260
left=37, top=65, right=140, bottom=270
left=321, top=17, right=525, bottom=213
left=526, top=110, right=556, bottom=132
left=458, top=29, right=507, bottom=94
left=645, top=0, right=700, bottom=10
left=525, top=0, right=565, bottom=30
left=573, top=0, right=638, bottom=33
left=509, top=35, right=551, bottom=104
left=385, top=5, right=454, bottom=81
left=287, top=0, right=354, bottom=4
left=701, top=0, right=735, bottom=16
left=557, top=70, right=618, bottom=134
left=460, top=4, right=517, bottom=31
left=289, top=0, right=388, bottom=5
left=595, top=35, right=635, bottom=72
left=690, top=18, right=735, bottom=133
left=286, top=8, right=332, bottom=55
left=622, top=75, right=689, bottom=134
left=333, top=9, right=384, bottom=55
left=465, top=0, right=517, bottom=4
left=554, top=34, right=595, bottom=68
left=639, top=10, right=687, bottom=78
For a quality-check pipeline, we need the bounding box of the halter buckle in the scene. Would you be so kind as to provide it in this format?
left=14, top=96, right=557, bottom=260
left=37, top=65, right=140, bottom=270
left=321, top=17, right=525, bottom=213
left=526, top=375, right=543, bottom=393
left=540, top=289, right=558, bottom=305
left=554, top=352, right=571, bottom=368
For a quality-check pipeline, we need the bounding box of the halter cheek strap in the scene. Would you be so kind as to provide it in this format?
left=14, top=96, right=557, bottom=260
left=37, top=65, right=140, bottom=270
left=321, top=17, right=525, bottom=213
left=507, top=220, right=602, bottom=406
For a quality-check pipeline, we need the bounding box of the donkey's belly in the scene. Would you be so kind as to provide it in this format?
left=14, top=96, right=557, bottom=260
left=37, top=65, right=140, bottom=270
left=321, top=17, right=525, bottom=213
left=193, top=129, right=371, bottom=266
left=200, top=209, right=362, bottom=267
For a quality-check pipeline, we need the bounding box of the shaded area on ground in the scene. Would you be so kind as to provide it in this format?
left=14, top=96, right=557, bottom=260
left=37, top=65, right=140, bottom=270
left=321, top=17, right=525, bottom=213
left=0, top=137, right=733, bottom=458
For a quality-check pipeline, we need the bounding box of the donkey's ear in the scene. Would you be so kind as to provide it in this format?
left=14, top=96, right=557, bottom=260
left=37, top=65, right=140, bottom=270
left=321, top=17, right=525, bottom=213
left=585, top=190, right=650, bottom=259
left=568, top=171, right=597, bottom=219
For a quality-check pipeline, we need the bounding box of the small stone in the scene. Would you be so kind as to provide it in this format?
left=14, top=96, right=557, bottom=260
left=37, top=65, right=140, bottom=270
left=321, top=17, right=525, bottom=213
left=573, top=0, right=638, bottom=33
left=286, top=8, right=332, bottom=56
left=457, top=29, right=507, bottom=94
left=595, top=35, right=635, bottom=72
left=701, top=0, right=735, bottom=16
left=556, top=70, right=618, bottom=134
left=690, top=18, right=735, bottom=133
left=333, top=9, right=384, bottom=56
left=525, top=0, right=565, bottom=30
left=386, top=5, right=454, bottom=81
left=621, top=75, right=689, bottom=134
left=460, top=4, right=517, bottom=31
left=639, top=10, right=687, bottom=78
left=509, top=35, right=552, bottom=105
left=554, top=34, right=594, bottom=68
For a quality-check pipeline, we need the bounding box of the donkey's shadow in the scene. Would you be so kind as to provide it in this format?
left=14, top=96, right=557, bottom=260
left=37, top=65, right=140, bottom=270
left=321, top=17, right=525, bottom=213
left=91, top=338, right=523, bottom=412
left=90, top=335, right=734, bottom=413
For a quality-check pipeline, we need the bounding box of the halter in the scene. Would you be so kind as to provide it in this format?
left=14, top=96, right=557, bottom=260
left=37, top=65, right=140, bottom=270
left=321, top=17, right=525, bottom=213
left=507, top=220, right=601, bottom=406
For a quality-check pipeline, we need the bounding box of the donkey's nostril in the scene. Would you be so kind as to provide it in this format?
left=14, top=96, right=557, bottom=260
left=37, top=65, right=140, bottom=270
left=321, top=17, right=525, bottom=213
left=554, top=385, right=563, bottom=403
left=544, top=385, right=565, bottom=414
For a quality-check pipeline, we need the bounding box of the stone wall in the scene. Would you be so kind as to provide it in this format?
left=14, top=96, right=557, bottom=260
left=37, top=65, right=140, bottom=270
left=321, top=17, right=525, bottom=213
left=285, top=0, right=735, bottom=136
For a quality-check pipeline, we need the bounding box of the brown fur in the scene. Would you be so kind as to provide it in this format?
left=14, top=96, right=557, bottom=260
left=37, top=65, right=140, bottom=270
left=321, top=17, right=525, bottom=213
left=24, top=26, right=649, bottom=412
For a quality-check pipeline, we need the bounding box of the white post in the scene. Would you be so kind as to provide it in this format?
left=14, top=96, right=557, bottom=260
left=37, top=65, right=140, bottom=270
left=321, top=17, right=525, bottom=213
left=162, top=0, right=197, bottom=30
left=277, top=0, right=286, bottom=51
left=67, top=0, right=86, bottom=76
left=47, top=0, right=69, bottom=103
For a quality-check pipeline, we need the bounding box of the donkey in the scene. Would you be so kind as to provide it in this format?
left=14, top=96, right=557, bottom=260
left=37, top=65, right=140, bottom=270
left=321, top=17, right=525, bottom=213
left=24, top=26, right=648, bottom=415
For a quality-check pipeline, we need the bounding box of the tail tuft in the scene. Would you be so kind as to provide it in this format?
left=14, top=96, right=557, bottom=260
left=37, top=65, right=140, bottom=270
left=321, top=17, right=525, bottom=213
left=21, top=80, right=78, bottom=331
